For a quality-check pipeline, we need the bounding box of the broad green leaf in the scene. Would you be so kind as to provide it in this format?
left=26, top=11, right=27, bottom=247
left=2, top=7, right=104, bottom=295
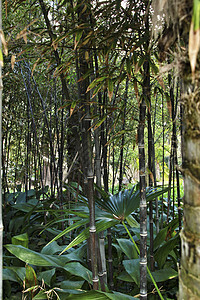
left=153, top=218, right=179, bottom=251
left=117, top=271, right=134, bottom=283
left=32, top=290, right=48, bottom=299
left=66, top=290, right=138, bottom=299
left=41, top=241, right=63, bottom=255
left=117, top=239, right=138, bottom=259
left=60, top=280, right=84, bottom=289
left=154, top=234, right=180, bottom=268
left=123, top=259, right=140, bottom=286
left=150, top=268, right=178, bottom=283
left=38, top=268, right=56, bottom=286
left=3, top=268, right=24, bottom=283
left=64, top=262, right=92, bottom=283
left=66, top=290, right=107, bottom=299
left=12, top=233, right=29, bottom=248
left=153, top=226, right=168, bottom=251
left=106, top=291, right=138, bottom=299
left=5, top=245, right=68, bottom=267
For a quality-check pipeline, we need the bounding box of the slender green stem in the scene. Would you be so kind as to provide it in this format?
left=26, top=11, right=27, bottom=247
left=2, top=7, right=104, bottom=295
left=122, top=221, right=164, bottom=300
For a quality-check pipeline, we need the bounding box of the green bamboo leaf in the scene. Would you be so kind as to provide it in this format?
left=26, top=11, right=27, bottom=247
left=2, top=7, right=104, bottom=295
left=60, top=219, right=118, bottom=253
left=135, top=55, right=146, bottom=73
left=108, top=78, right=113, bottom=100
left=94, top=115, right=107, bottom=130
left=46, top=219, right=89, bottom=247
left=86, top=79, right=97, bottom=92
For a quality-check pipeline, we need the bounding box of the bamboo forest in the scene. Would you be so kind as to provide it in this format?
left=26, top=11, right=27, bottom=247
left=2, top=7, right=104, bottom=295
left=1, top=0, right=200, bottom=299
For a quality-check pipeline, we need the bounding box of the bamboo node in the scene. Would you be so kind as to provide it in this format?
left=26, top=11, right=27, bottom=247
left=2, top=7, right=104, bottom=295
left=89, top=227, right=96, bottom=233
left=140, top=232, right=147, bottom=237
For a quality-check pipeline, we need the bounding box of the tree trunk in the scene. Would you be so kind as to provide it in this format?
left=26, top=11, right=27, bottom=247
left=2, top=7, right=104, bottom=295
left=178, top=81, right=200, bottom=299
left=177, top=2, right=200, bottom=298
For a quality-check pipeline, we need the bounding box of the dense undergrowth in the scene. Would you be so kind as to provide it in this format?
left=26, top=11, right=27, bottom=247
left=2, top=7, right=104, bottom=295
left=3, top=185, right=181, bottom=299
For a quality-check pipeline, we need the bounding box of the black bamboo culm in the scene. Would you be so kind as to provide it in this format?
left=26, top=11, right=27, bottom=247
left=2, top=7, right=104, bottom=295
left=138, top=57, right=148, bottom=298
left=161, top=93, right=165, bottom=228
left=152, top=94, right=159, bottom=234
left=138, top=94, right=147, bottom=300
left=77, top=0, right=99, bottom=289
left=147, top=63, right=155, bottom=272
left=138, top=3, right=149, bottom=297
left=119, top=77, right=129, bottom=191
left=20, top=65, right=44, bottom=194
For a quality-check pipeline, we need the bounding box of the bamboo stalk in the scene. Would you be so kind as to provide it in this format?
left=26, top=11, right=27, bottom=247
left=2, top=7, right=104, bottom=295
left=0, top=0, right=3, bottom=297
left=122, top=222, right=164, bottom=300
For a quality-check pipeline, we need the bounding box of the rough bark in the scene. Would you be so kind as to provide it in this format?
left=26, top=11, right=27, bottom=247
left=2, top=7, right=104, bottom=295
left=178, top=84, right=200, bottom=299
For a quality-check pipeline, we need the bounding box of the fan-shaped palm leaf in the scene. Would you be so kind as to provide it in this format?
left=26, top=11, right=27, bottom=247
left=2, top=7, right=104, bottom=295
left=95, top=184, right=169, bottom=221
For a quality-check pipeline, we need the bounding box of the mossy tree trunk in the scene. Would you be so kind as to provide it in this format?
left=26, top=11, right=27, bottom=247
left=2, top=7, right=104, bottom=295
left=176, top=1, right=200, bottom=298
left=178, top=81, right=200, bottom=299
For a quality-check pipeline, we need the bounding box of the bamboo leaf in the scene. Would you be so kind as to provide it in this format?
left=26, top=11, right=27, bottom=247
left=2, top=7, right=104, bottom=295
left=60, top=219, right=118, bottom=254
left=135, top=56, right=146, bottom=73
left=94, top=115, right=107, bottom=130
left=108, top=78, right=113, bottom=101
left=86, top=79, right=97, bottom=93
left=45, top=219, right=89, bottom=247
